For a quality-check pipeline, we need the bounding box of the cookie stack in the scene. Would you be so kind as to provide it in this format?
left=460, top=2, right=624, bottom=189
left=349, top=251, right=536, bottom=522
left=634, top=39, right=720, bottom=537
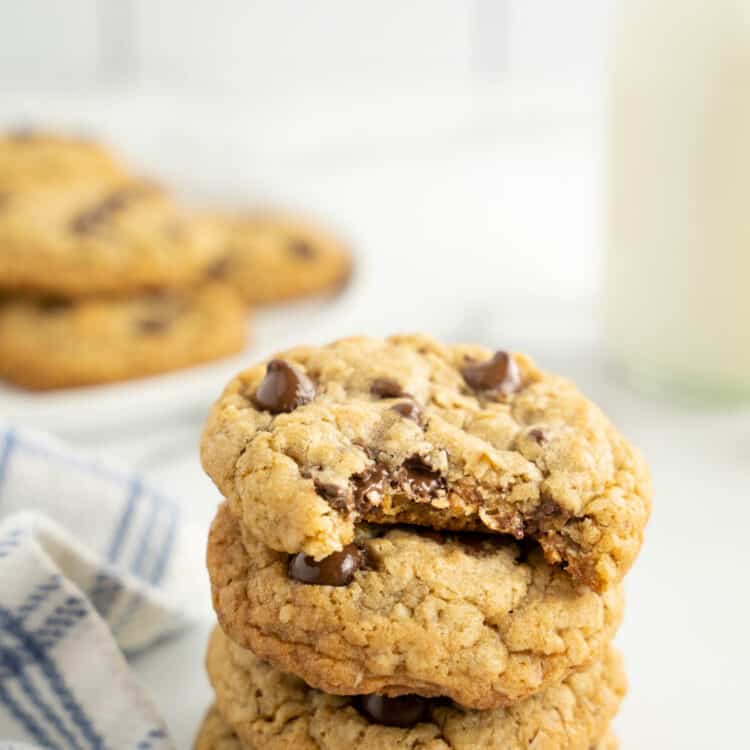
left=196, top=335, right=651, bottom=749
left=0, top=130, right=352, bottom=390
left=0, top=130, right=247, bottom=389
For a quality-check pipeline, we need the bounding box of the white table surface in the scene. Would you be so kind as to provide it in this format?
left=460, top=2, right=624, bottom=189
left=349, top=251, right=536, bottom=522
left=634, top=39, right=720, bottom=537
left=3, top=93, right=747, bottom=748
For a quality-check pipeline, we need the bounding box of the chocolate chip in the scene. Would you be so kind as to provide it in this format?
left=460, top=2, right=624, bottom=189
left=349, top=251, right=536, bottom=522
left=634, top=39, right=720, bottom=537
left=352, top=464, right=389, bottom=510
left=205, top=255, right=231, bottom=280
left=400, top=456, right=443, bottom=495
left=38, top=297, right=73, bottom=314
left=288, top=544, right=361, bottom=586
left=289, top=239, right=316, bottom=259
left=370, top=378, right=406, bottom=398
left=358, top=694, right=428, bottom=728
left=528, top=428, right=547, bottom=445
left=70, top=184, right=149, bottom=234
left=461, top=351, right=521, bottom=396
left=253, top=359, right=316, bottom=414
left=7, top=128, right=36, bottom=143
left=390, top=401, right=421, bottom=422
left=136, top=317, right=171, bottom=334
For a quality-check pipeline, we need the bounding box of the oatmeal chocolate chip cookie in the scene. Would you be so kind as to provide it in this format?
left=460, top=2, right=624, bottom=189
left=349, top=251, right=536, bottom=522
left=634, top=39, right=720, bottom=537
left=0, top=283, right=246, bottom=390
left=0, top=178, right=226, bottom=296
left=215, top=211, right=353, bottom=304
left=195, top=708, right=617, bottom=750
left=207, top=503, right=623, bottom=709
left=205, top=626, right=625, bottom=750
left=201, top=335, right=651, bottom=591
left=0, top=129, right=128, bottom=188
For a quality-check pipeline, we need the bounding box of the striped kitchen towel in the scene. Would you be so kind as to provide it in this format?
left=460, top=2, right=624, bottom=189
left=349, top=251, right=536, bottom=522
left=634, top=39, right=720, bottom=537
left=0, top=424, right=208, bottom=749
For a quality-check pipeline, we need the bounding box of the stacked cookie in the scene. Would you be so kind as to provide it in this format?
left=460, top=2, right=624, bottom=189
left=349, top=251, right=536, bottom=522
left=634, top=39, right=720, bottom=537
left=197, top=335, right=651, bottom=749
left=0, top=130, right=352, bottom=389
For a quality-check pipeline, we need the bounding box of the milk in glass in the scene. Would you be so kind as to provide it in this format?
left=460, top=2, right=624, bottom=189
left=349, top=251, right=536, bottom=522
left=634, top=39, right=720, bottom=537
left=606, top=0, right=750, bottom=400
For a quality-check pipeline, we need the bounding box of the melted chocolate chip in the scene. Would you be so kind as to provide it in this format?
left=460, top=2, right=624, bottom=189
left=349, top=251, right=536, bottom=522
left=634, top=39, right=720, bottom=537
left=461, top=351, right=521, bottom=396
left=289, top=239, right=316, bottom=259
left=314, top=480, right=350, bottom=513
left=523, top=499, right=569, bottom=536
left=528, top=428, right=547, bottom=445
left=253, top=359, right=316, bottom=414
left=352, top=464, right=389, bottom=510
left=288, top=544, right=361, bottom=586
left=314, top=480, right=346, bottom=500
left=358, top=694, right=428, bottom=728
left=370, top=378, right=406, bottom=398
left=400, top=456, right=443, bottom=495
left=390, top=400, right=421, bottom=422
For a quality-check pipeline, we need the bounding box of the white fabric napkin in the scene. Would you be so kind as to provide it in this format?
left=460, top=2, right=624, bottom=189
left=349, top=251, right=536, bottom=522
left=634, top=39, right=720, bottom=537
left=0, top=423, right=208, bottom=749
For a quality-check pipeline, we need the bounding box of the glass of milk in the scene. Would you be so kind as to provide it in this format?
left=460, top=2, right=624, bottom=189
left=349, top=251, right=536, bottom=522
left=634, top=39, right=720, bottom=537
left=605, top=0, right=750, bottom=402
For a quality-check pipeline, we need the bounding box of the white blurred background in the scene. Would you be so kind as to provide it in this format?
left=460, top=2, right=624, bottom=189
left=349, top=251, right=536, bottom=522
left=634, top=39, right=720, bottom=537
left=2, top=3, right=748, bottom=748
left=0, top=0, right=614, bottom=304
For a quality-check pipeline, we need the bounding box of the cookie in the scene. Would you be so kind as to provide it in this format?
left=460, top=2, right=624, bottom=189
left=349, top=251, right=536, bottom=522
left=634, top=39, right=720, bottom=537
left=205, top=626, right=625, bottom=750
left=215, top=212, right=352, bottom=304
left=194, top=706, right=252, bottom=750
left=0, top=283, right=247, bottom=390
left=0, top=178, right=226, bottom=296
left=200, top=335, right=651, bottom=592
left=0, top=129, right=127, bottom=189
left=194, top=707, right=617, bottom=750
left=207, top=503, right=623, bottom=709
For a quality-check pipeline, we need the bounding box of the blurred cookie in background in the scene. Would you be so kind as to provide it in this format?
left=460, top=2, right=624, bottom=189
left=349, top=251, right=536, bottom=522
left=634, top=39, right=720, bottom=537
left=0, top=282, right=247, bottom=390
left=215, top=211, right=353, bottom=305
left=0, top=178, right=227, bottom=296
left=0, top=129, right=129, bottom=189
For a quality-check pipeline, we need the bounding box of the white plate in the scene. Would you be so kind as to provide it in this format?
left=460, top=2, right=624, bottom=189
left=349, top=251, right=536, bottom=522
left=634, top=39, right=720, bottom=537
left=0, top=289, right=355, bottom=437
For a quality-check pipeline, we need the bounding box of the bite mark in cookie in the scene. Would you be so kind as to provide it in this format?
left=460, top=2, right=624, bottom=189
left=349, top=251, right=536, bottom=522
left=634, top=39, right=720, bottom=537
left=201, top=334, right=652, bottom=591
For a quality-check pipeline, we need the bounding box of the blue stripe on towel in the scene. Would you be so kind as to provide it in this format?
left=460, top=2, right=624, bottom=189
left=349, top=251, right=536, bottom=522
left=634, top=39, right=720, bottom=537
left=0, top=607, right=106, bottom=750
left=0, top=675, right=58, bottom=749
left=16, top=577, right=63, bottom=623
left=149, top=501, right=179, bottom=586
left=107, top=477, right=143, bottom=565
left=0, top=430, right=17, bottom=503
left=130, top=496, right=160, bottom=578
